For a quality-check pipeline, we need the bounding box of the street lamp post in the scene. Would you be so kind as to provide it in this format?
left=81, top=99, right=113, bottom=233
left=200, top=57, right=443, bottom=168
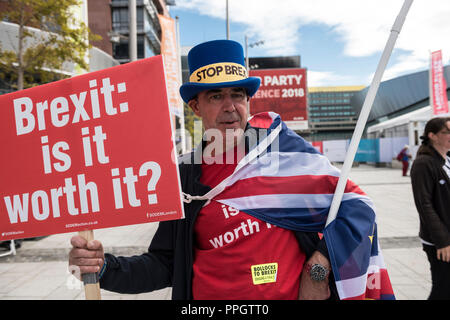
left=129, top=0, right=137, bottom=62
left=245, top=37, right=264, bottom=72
left=244, top=36, right=264, bottom=116
left=245, top=35, right=249, bottom=74
left=226, top=0, right=230, bottom=39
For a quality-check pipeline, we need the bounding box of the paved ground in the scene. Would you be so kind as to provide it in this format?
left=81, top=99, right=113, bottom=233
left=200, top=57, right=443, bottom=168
left=0, top=164, right=432, bottom=300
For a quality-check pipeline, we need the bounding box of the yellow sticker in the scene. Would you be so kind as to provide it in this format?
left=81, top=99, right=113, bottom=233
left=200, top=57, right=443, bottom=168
left=251, top=263, right=278, bottom=285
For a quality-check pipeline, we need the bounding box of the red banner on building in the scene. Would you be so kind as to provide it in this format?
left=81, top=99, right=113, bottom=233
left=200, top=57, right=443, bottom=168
left=0, top=56, right=184, bottom=241
left=159, top=14, right=183, bottom=120
left=249, top=68, right=308, bottom=130
left=430, top=50, right=449, bottom=115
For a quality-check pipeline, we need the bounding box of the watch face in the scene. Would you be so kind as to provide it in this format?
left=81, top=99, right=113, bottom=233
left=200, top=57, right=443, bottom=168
left=310, top=264, right=328, bottom=281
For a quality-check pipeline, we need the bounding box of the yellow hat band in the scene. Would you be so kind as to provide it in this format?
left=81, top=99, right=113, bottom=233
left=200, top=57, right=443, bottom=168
left=189, top=62, right=248, bottom=84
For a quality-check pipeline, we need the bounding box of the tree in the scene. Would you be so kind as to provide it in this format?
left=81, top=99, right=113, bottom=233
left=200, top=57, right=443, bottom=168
left=0, top=0, right=100, bottom=90
left=183, top=102, right=201, bottom=143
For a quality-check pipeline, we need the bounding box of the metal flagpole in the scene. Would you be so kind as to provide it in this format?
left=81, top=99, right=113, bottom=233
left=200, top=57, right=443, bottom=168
left=325, top=0, right=414, bottom=227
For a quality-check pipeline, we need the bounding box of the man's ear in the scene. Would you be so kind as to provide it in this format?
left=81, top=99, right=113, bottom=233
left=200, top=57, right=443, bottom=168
left=188, top=98, right=201, bottom=117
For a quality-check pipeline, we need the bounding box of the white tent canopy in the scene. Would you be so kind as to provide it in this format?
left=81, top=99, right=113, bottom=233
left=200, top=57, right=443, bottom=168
left=367, top=103, right=450, bottom=160
left=367, top=106, right=432, bottom=134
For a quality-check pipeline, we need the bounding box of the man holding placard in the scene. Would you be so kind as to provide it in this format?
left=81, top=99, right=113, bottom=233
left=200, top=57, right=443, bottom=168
left=69, top=40, right=394, bottom=300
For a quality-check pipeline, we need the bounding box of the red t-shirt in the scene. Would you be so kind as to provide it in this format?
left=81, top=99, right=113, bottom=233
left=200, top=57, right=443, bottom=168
left=192, top=154, right=306, bottom=299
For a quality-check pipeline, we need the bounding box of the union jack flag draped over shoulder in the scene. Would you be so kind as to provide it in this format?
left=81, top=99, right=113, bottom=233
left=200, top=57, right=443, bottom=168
left=187, top=112, right=395, bottom=300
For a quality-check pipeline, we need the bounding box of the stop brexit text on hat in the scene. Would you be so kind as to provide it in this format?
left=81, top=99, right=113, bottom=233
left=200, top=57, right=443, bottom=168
left=0, top=55, right=184, bottom=241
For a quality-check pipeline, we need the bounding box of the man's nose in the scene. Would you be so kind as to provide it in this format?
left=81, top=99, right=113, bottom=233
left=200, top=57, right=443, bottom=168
left=222, top=94, right=236, bottom=112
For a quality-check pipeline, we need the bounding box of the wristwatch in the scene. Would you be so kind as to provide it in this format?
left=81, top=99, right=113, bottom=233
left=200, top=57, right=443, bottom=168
left=305, top=263, right=330, bottom=282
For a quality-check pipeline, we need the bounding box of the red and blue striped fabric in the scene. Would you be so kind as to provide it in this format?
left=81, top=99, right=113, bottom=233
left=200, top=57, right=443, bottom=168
left=213, top=112, right=395, bottom=300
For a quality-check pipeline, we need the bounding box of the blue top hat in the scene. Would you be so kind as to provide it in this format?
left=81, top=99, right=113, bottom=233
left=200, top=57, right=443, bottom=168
left=179, top=40, right=261, bottom=103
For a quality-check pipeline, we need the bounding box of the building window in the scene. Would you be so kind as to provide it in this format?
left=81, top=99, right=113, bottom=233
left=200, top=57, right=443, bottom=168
left=112, top=7, right=144, bottom=32
left=112, top=35, right=145, bottom=60
left=112, top=8, right=128, bottom=32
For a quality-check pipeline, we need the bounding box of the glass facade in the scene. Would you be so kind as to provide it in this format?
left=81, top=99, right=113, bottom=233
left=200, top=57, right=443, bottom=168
left=306, top=86, right=364, bottom=141
left=110, top=0, right=162, bottom=63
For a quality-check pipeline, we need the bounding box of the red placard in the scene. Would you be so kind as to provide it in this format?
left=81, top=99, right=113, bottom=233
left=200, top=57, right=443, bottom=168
left=0, top=56, right=184, bottom=241
left=430, top=50, right=449, bottom=115
left=249, top=68, right=308, bottom=129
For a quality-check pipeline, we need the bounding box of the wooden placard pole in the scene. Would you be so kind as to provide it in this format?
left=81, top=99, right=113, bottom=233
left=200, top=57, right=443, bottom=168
left=78, top=230, right=102, bottom=300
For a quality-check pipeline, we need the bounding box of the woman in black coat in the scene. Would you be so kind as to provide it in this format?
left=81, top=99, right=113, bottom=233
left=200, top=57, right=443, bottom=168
left=410, top=116, right=450, bottom=300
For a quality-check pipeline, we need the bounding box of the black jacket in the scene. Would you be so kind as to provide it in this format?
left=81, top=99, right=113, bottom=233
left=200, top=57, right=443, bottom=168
left=410, top=145, right=450, bottom=249
left=100, top=128, right=335, bottom=299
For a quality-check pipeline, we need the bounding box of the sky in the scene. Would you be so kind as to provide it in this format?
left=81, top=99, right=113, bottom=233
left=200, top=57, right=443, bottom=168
left=170, top=0, right=450, bottom=87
